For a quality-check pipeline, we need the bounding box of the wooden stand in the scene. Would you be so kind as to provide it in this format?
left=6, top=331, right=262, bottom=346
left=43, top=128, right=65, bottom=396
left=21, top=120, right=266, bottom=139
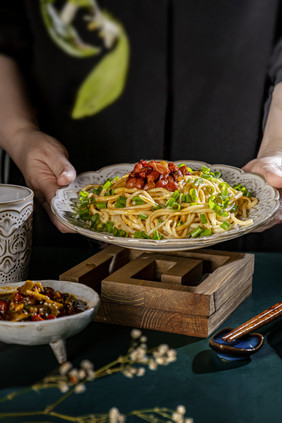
left=60, top=246, right=254, bottom=338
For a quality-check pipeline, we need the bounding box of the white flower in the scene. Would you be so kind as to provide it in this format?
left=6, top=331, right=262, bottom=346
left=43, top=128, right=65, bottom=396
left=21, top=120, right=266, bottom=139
left=80, top=359, right=94, bottom=371
left=148, top=359, right=158, bottom=370
left=184, top=419, right=194, bottom=423
left=58, top=381, right=69, bottom=393
left=78, top=369, right=86, bottom=380
left=158, top=344, right=169, bottom=354
left=86, top=369, right=96, bottom=381
left=155, top=356, right=168, bottom=365
left=59, top=361, right=72, bottom=375
left=109, top=407, right=125, bottom=423
left=172, top=412, right=184, bottom=422
left=176, top=405, right=186, bottom=415
left=140, top=336, right=147, bottom=343
left=123, top=369, right=134, bottom=378
left=74, top=383, right=86, bottom=394
left=130, top=329, right=142, bottom=339
left=136, top=367, right=145, bottom=377
left=167, top=349, right=177, bottom=362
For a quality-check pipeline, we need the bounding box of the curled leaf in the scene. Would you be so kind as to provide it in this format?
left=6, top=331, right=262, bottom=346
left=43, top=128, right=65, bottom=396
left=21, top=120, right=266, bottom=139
left=40, top=0, right=101, bottom=58
left=71, top=22, right=130, bottom=118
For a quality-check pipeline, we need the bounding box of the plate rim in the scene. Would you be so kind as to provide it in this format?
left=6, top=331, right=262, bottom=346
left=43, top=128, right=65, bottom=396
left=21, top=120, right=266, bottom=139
left=51, top=160, right=280, bottom=250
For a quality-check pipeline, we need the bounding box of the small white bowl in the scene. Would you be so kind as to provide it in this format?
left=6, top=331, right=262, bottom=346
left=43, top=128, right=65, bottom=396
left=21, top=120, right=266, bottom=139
left=0, top=280, right=100, bottom=362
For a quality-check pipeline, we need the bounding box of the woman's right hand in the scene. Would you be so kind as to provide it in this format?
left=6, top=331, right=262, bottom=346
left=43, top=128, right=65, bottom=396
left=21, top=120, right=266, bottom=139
left=13, top=129, right=77, bottom=232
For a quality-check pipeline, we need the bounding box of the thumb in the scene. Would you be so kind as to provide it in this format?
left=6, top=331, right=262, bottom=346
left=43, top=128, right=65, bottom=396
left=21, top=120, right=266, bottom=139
left=57, top=164, right=77, bottom=186
left=50, top=153, right=76, bottom=186
left=260, top=162, right=282, bottom=188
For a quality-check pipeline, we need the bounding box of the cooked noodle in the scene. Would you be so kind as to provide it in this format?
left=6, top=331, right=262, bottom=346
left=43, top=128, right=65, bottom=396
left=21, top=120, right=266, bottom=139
left=74, top=161, right=258, bottom=240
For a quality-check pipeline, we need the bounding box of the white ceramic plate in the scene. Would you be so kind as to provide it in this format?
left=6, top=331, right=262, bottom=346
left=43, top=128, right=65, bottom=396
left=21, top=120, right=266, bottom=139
left=51, top=161, right=280, bottom=252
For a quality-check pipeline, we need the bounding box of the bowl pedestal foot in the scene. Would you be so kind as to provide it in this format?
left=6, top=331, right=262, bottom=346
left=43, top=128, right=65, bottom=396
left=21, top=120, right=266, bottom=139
left=50, top=339, right=67, bottom=363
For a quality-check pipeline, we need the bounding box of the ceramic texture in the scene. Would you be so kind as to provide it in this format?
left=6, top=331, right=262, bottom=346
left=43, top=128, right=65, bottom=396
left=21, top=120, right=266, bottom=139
left=0, top=280, right=100, bottom=345
left=51, top=161, right=280, bottom=252
left=209, top=327, right=264, bottom=361
left=0, top=185, right=33, bottom=282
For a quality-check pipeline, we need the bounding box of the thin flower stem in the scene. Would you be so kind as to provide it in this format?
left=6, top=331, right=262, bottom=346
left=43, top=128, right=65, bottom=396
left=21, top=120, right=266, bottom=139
left=0, top=387, right=31, bottom=404
left=94, top=356, right=129, bottom=377
left=0, top=410, right=43, bottom=418
left=44, top=383, right=80, bottom=413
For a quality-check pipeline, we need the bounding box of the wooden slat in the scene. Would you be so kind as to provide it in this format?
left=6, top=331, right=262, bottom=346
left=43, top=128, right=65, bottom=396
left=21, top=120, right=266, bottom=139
left=95, top=276, right=253, bottom=338
left=207, top=277, right=253, bottom=335
left=101, top=279, right=213, bottom=315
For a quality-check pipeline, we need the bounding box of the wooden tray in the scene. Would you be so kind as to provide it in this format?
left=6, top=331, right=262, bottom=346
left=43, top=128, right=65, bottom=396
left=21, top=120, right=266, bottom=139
left=60, top=246, right=254, bottom=338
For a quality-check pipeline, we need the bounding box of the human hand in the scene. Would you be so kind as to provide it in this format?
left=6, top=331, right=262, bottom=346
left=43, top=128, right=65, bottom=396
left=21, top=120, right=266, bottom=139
left=13, top=129, right=76, bottom=232
left=243, top=154, right=282, bottom=231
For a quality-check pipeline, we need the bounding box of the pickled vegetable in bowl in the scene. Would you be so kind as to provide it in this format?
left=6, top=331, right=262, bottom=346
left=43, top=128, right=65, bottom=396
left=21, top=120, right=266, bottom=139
left=0, top=280, right=100, bottom=363
left=0, top=280, right=87, bottom=322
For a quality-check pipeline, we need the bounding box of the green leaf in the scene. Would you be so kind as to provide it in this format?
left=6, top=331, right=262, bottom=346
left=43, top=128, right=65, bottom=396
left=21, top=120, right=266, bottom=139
left=72, top=21, right=130, bottom=118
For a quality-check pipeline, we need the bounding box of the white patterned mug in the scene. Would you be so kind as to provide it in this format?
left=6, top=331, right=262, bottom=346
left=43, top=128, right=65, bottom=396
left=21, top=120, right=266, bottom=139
left=0, top=184, right=33, bottom=283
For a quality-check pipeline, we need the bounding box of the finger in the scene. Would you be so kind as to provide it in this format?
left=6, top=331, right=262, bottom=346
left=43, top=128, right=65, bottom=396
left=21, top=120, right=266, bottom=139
left=57, top=164, right=76, bottom=186
left=262, top=165, right=282, bottom=188
left=45, top=148, right=76, bottom=187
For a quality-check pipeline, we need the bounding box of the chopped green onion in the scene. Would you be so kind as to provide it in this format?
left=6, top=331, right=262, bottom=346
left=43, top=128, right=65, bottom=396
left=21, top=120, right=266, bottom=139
left=178, top=163, right=186, bottom=168
left=206, top=186, right=215, bottom=194
left=194, top=178, right=203, bottom=187
left=190, top=226, right=202, bottom=238
left=202, top=165, right=210, bottom=173
left=190, top=188, right=199, bottom=202
left=152, top=204, right=162, bottom=211
left=181, top=193, right=191, bottom=203
left=79, top=208, right=90, bottom=220
left=105, top=188, right=114, bottom=196
left=220, top=183, right=229, bottom=196
left=90, top=213, right=100, bottom=228
left=115, top=196, right=127, bottom=208
left=152, top=230, right=163, bottom=240
left=171, top=190, right=180, bottom=200
left=139, top=214, right=147, bottom=220
left=177, top=220, right=184, bottom=226
left=208, top=196, right=216, bottom=209
left=102, top=180, right=112, bottom=191
left=213, top=171, right=222, bottom=178
left=172, top=202, right=181, bottom=211
left=133, top=196, right=144, bottom=205
left=230, top=204, right=239, bottom=213
left=165, top=197, right=175, bottom=208
left=79, top=190, right=88, bottom=198
left=93, top=186, right=102, bottom=195
left=187, top=167, right=193, bottom=173
left=134, top=231, right=150, bottom=239
left=96, top=202, right=108, bottom=209
left=202, top=173, right=211, bottom=180
left=220, top=221, right=231, bottom=230
left=105, top=221, right=114, bottom=233
left=200, top=229, right=212, bottom=237
left=200, top=214, right=207, bottom=224
left=232, top=184, right=252, bottom=198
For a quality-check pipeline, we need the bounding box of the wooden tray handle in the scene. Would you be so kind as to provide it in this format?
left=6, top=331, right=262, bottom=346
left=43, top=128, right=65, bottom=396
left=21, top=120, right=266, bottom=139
left=222, top=301, right=282, bottom=343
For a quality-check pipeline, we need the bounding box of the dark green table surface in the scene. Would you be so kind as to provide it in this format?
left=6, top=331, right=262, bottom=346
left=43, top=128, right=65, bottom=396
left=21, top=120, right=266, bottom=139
left=1, top=247, right=282, bottom=423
